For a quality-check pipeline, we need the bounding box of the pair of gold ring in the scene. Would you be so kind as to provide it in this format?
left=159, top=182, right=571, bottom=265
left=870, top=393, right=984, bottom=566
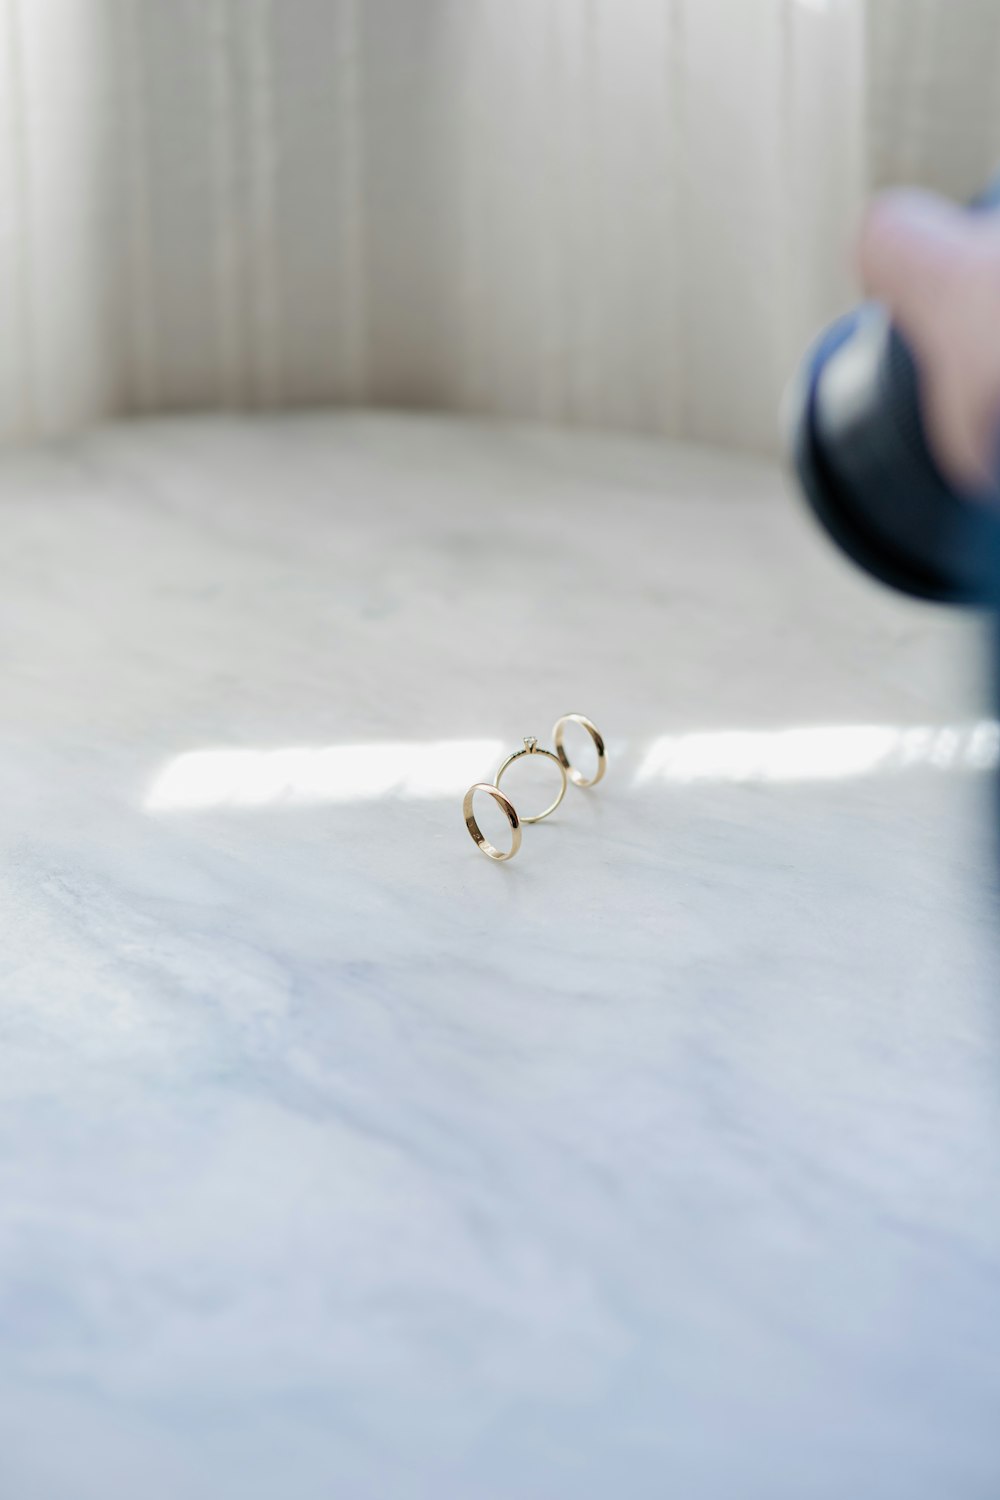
left=464, top=713, right=606, bottom=862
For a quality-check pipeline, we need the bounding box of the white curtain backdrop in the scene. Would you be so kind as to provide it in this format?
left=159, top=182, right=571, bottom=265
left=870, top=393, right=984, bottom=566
left=0, top=0, right=993, bottom=456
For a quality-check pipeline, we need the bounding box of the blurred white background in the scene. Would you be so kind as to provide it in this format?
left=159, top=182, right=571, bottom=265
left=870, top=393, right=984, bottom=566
left=3, top=0, right=998, bottom=455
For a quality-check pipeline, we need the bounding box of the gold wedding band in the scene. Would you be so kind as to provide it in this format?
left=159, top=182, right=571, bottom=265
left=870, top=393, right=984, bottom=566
left=553, top=713, right=606, bottom=788
left=464, top=716, right=606, bottom=861
left=463, top=782, right=522, bottom=862
left=493, top=736, right=567, bottom=824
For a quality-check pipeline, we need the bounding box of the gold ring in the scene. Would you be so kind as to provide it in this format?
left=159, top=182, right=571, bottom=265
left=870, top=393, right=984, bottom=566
left=494, top=737, right=567, bottom=824
left=552, top=714, right=606, bottom=788
left=463, top=782, right=523, bottom=861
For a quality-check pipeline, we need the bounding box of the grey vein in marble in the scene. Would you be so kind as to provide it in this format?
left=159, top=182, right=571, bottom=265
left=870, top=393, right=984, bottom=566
left=1, top=414, right=999, bottom=1500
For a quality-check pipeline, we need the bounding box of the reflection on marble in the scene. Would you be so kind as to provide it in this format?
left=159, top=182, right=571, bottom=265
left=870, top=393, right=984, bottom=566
left=635, top=719, right=1000, bottom=784
left=1, top=413, right=999, bottom=1500
left=147, top=721, right=1000, bottom=811
left=146, top=739, right=508, bottom=809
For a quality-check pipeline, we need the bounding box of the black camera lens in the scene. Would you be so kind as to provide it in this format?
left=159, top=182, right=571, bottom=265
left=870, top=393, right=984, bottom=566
left=789, top=175, right=1000, bottom=609
left=790, top=303, right=1000, bottom=606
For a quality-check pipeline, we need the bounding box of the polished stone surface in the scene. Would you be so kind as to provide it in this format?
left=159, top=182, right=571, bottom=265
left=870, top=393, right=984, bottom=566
left=1, top=413, right=998, bottom=1500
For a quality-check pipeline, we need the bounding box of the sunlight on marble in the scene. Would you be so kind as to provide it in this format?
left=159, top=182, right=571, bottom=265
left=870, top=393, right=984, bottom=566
left=635, top=721, right=1000, bottom=787
left=145, top=740, right=506, bottom=810
left=7, top=416, right=1000, bottom=1500
left=146, top=722, right=1000, bottom=811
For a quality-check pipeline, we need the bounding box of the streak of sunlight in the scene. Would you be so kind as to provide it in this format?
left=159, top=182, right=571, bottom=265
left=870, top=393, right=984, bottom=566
left=145, top=721, right=1000, bottom=812
left=634, top=722, right=1000, bottom=787
left=146, top=740, right=506, bottom=810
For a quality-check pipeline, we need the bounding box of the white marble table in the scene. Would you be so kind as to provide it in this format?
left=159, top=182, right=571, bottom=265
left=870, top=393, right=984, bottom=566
left=1, top=414, right=998, bottom=1499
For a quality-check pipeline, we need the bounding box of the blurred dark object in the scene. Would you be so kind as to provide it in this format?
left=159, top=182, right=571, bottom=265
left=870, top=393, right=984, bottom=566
left=789, top=176, right=1000, bottom=607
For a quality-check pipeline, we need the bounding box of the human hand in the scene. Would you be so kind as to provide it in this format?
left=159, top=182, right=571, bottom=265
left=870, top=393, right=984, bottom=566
left=858, top=188, right=1000, bottom=496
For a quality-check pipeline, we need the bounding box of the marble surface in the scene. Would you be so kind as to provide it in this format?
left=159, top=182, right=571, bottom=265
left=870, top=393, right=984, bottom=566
left=1, top=413, right=999, bottom=1500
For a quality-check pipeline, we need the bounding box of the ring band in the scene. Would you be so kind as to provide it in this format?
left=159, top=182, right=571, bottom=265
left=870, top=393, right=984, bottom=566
left=494, top=737, right=567, bottom=824
left=552, top=714, right=606, bottom=789
left=463, top=782, right=523, bottom=861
